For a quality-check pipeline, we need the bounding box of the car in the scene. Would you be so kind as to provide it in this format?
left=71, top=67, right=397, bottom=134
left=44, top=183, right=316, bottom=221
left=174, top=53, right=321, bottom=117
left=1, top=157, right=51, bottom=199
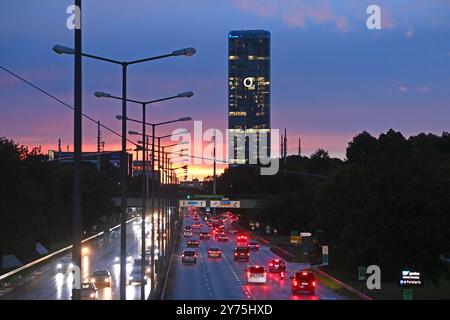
left=181, top=249, right=197, bottom=264
left=207, top=247, right=222, bottom=258
left=183, top=230, right=194, bottom=237
left=128, top=267, right=148, bottom=285
left=234, top=247, right=250, bottom=261
left=80, top=282, right=97, bottom=300
left=56, top=257, right=73, bottom=273
left=133, top=257, right=151, bottom=274
left=268, top=259, right=286, bottom=273
left=291, top=270, right=316, bottom=294
left=199, top=232, right=210, bottom=240
left=90, top=270, right=112, bottom=288
left=236, top=234, right=248, bottom=243
left=192, top=222, right=202, bottom=229
left=247, top=241, right=260, bottom=251
left=246, top=265, right=267, bottom=284
left=187, top=238, right=199, bottom=248
left=184, top=225, right=192, bottom=232
left=217, top=234, right=229, bottom=242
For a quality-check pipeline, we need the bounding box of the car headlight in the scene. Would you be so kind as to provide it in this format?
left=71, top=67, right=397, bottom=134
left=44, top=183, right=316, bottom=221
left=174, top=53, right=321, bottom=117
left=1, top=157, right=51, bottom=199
left=91, top=278, right=96, bottom=283
left=57, top=263, right=62, bottom=269
left=69, top=263, right=73, bottom=268
left=90, top=293, right=95, bottom=298
left=146, top=268, right=151, bottom=273
left=105, top=278, right=110, bottom=282
left=115, top=257, right=120, bottom=262
left=129, top=276, right=133, bottom=280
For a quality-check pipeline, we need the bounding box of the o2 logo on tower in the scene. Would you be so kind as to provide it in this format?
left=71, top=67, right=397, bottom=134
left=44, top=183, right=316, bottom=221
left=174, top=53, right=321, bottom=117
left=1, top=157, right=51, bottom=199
left=366, top=4, right=382, bottom=30
left=243, top=77, right=255, bottom=90
left=66, top=5, right=81, bottom=30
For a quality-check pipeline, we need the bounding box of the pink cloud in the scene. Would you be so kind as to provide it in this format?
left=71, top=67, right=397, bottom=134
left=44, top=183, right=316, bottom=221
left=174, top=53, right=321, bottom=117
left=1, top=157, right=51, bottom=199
left=234, top=0, right=350, bottom=32
left=417, top=86, right=431, bottom=93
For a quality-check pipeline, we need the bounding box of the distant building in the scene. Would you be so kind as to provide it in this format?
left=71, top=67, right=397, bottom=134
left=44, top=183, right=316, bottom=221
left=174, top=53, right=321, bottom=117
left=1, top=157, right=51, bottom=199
left=48, top=150, right=133, bottom=176
left=228, top=30, right=271, bottom=164
left=180, top=178, right=203, bottom=190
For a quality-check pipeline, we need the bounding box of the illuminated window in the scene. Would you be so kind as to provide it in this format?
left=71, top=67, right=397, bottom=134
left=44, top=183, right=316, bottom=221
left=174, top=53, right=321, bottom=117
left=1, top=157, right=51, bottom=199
left=229, top=111, right=247, bottom=116
left=229, top=56, right=238, bottom=60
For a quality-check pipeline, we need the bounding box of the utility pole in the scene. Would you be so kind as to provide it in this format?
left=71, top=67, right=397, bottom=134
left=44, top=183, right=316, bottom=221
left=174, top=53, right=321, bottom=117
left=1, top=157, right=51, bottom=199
left=212, top=129, right=216, bottom=217
left=284, top=128, right=287, bottom=167
left=97, top=121, right=101, bottom=171
left=72, top=0, right=82, bottom=301
left=298, top=138, right=301, bottom=157
left=58, top=139, right=62, bottom=161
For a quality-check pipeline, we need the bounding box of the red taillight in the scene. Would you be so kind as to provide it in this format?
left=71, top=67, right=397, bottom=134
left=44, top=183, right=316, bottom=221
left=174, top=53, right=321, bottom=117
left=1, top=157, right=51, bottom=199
left=194, top=254, right=197, bottom=257
left=302, top=272, right=308, bottom=276
left=269, top=263, right=273, bottom=266
left=264, top=272, right=267, bottom=277
left=181, top=254, right=184, bottom=257
left=312, top=281, right=316, bottom=287
left=293, top=280, right=298, bottom=286
left=247, top=253, right=250, bottom=256
left=234, top=253, right=237, bottom=256
left=247, top=272, right=251, bottom=278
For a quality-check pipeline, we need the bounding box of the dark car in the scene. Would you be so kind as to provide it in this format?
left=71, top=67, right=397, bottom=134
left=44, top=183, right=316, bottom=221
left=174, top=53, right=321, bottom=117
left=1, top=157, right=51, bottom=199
left=199, top=232, right=210, bottom=240
left=291, top=270, right=316, bottom=294
left=234, top=247, right=250, bottom=261
left=268, top=259, right=286, bottom=273
left=207, top=247, right=222, bottom=258
left=247, top=241, right=260, bottom=251
left=187, top=238, right=199, bottom=248
left=90, top=270, right=112, bottom=288
left=217, top=234, right=229, bottom=242
left=181, top=249, right=197, bottom=264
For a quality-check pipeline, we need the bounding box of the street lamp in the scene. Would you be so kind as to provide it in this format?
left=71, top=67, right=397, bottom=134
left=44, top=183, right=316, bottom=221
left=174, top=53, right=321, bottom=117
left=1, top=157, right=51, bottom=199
left=95, top=91, right=192, bottom=299
left=115, top=115, right=191, bottom=297
left=53, top=43, right=196, bottom=301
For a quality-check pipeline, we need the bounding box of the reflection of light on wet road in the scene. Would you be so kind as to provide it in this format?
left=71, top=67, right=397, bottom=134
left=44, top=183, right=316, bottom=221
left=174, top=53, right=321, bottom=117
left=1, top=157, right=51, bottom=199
left=82, top=255, right=90, bottom=282
left=55, top=273, right=64, bottom=299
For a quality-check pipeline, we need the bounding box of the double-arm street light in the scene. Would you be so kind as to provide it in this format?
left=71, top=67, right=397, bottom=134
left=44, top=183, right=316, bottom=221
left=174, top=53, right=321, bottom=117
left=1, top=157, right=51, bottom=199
left=117, top=115, right=191, bottom=297
left=53, top=44, right=196, bottom=300
left=95, top=92, right=192, bottom=299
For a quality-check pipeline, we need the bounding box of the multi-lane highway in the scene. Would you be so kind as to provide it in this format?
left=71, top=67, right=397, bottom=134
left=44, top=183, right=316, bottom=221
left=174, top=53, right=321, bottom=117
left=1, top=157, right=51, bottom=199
left=171, top=212, right=346, bottom=300
left=0, top=220, right=155, bottom=300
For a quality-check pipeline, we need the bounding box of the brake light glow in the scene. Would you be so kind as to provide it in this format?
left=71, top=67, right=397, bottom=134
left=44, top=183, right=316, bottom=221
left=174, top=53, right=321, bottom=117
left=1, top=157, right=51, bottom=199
left=302, top=272, right=308, bottom=276
left=293, top=280, right=298, bottom=286
left=269, top=263, right=273, bottom=266
left=312, top=281, right=316, bottom=287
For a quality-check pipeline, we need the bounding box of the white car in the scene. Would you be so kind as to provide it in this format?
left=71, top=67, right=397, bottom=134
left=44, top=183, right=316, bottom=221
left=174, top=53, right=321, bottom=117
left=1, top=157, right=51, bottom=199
left=246, top=265, right=267, bottom=284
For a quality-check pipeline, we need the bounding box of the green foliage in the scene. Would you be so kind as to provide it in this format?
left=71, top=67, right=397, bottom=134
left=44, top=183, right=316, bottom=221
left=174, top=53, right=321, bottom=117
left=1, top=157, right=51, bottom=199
left=0, top=137, right=116, bottom=267
left=315, top=130, right=450, bottom=282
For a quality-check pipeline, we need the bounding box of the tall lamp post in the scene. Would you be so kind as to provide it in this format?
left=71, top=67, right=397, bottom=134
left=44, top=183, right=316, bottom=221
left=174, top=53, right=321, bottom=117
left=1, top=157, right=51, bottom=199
left=116, top=115, right=191, bottom=297
left=53, top=44, right=195, bottom=300
left=95, top=92, right=192, bottom=299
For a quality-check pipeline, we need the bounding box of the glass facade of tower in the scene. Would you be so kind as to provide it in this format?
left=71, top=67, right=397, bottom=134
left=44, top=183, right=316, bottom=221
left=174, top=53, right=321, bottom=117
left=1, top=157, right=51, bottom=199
left=228, top=30, right=271, bottom=164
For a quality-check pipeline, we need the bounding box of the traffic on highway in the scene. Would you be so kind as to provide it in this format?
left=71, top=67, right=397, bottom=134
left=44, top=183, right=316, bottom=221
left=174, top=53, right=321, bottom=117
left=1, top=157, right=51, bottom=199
left=171, top=208, right=346, bottom=300
left=0, top=218, right=160, bottom=300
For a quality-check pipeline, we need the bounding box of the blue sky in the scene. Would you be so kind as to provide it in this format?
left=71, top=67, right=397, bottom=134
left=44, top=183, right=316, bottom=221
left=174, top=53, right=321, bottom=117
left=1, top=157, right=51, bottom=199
left=1, top=0, right=449, bottom=176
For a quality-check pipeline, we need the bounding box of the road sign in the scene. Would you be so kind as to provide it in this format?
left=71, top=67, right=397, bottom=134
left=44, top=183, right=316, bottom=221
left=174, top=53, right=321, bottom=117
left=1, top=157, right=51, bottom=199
left=210, top=200, right=240, bottom=208
left=403, top=288, right=413, bottom=300
left=358, top=266, right=366, bottom=281
left=179, top=200, right=206, bottom=208
left=400, top=270, right=424, bottom=287
left=290, top=236, right=301, bottom=244
left=300, top=232, right=312, bottom=237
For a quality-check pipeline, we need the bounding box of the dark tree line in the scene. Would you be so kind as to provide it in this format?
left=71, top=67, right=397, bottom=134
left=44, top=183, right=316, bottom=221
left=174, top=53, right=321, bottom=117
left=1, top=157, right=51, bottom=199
left=210, top=130, right=450, bottom=282
left=0, top=137, right=118, bottom=270
left=315, top=130, right=450, bottom=282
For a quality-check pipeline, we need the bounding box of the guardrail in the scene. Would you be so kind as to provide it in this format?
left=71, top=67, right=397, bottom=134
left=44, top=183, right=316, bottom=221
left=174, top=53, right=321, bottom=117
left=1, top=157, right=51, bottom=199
left=0, top=218, right=136, bottom=282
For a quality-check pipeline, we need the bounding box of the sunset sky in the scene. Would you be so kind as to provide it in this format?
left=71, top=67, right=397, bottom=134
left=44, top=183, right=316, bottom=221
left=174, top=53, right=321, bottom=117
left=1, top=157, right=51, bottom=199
left=1, top=0, right=449, bottom=179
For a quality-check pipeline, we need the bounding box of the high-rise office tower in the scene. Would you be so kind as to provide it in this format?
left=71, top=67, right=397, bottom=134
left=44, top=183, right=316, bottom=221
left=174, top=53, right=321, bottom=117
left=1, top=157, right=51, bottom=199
left=228, top=30, right=271, bottom=164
